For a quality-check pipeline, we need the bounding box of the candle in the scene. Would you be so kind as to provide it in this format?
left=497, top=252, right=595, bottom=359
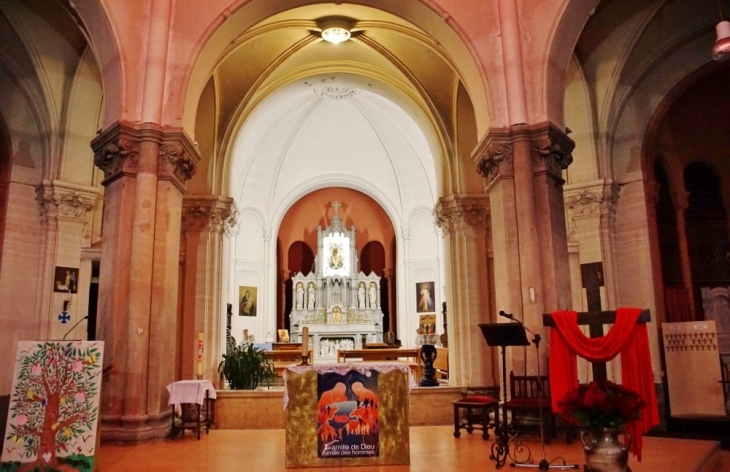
left=197, top=332, right=204, bottom=377
left=244, top=329, right=249, bottom=342
left=301, top=327, right=309, bottom=356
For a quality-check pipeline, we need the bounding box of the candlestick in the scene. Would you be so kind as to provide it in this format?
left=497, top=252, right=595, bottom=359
left=301, top=327, right=309, bottom=357
left=197, top=332, right=204, bottom=378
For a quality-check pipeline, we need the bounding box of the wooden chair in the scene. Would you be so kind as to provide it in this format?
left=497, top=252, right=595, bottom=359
left=452, top=386, right=500, bottom=440
left=502, top=372, right=556, bottom=443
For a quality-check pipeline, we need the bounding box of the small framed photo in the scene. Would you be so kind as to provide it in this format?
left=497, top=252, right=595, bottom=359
left=54, top=267, right=79, bottom=293
left=278, top=329, right=290, bottom=343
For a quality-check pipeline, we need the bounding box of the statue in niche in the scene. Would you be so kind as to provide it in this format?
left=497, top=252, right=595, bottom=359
left=358, top=283, right=366, bottom=310
left=307, top=283, right=316, bottom=310
left=296, top=282, right=304, bottom=310
left=369, top=282, right=377, bottom=309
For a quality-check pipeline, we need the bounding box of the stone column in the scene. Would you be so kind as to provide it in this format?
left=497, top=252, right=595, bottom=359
left=91, top=121, right=198, bottom=442
left=181, top=196, right=236, bottom=387
left=34, top=180, right=98, bottom=340
left=433, top=194, right=493, bottom=386
left=530, top=123, right=575, bottom=313
left=475, top=124, right=574, bottom=375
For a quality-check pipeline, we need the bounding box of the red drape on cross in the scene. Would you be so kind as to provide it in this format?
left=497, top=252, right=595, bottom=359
left=548, top=308, right=660, bottom=461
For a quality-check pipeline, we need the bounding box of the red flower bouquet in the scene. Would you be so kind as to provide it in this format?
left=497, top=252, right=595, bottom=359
left=558, top=380, right=646, bottom=434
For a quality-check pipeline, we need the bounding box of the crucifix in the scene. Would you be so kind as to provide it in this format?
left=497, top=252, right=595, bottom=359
left=542, top=262, right=651, bottom=381
left=332, top=201, right=341, bottom=214
left=542, top=310, right=651, bottom=381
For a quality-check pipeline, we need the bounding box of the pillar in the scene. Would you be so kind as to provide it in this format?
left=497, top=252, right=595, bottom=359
left=91, top=120, right=199, bottom=442
left=181, top=196, right=237, bottom=386
left=34, top=180, right=98, bottom=340
left=474, top=123, right=574, bottom=375
left=433, top=194, right=493, bottom=386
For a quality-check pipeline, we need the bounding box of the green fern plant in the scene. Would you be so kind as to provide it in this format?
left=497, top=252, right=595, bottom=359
left=218, top=342, right=275, bottom=390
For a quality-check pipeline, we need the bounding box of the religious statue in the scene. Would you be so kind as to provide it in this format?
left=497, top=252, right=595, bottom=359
left=329, top=244, right=343, bottom=269
left=307, top=283, right=316, bottom=310
left=368, top=282, right=377, bottom=309
left=296, top=282, right=304, bottom=310
left=358, top=283, right=366, bottom=310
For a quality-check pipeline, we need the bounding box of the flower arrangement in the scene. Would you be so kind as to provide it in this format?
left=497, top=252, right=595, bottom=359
left=559, top=380, right=645, bottom=434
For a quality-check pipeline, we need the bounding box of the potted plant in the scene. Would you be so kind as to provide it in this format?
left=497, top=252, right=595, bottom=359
left=218, top=342, right=275, bottom=390
left=559, top=380, right=646, bottom=472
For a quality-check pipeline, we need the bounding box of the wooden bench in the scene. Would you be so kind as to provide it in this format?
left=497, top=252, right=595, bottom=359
left=263, top=350, right=312, bottom=377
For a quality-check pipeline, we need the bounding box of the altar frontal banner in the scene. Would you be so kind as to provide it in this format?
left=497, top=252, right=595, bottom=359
left=317, top=369, right=379, bottom=458
left=1, top=341, right=104, bottom=472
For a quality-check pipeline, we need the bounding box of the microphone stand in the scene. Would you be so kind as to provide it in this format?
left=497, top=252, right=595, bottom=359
left=498, top=312, right=577, bottom=470
left=62, top=315, right=89, bottom=340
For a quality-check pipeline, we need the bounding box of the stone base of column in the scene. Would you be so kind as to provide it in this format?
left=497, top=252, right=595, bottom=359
left=100, top=411, right=172, bottom=444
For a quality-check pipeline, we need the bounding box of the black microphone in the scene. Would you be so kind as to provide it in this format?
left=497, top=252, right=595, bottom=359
left=498, top=310, right=514, bottom=320
left=62, top=316, right=89, bottom=340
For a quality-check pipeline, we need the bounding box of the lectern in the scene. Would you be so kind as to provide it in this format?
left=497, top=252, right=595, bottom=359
left=479, top=322, right=529, bottom=468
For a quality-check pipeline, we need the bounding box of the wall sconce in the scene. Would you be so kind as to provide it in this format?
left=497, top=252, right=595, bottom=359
left=713, top=2, right=730, bottom=61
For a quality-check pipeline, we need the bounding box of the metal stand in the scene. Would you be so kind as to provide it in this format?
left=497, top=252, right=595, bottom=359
left=479, top=322, right=532, bottom=468
left=497, top=312, right=577, bottom=470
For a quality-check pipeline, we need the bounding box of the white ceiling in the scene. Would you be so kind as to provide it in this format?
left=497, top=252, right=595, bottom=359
left=230, top=73, right=437, bottom=228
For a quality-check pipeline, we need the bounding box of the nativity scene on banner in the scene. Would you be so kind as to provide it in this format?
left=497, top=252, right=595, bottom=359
left=1, top=341, right=104, bottom=472
left=317, top=369, right=379, bottom=459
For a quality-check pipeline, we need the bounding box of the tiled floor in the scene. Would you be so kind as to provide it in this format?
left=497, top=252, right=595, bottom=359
left=96, top=425, right=720, bottom=471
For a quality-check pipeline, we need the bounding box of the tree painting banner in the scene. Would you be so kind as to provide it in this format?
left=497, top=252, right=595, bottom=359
left=317, top=369, right=379, bottom=458
left=1, top=341, right=104, bottom=472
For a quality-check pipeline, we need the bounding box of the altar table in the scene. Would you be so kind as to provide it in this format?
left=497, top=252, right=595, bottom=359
left=283, top=363, right=411, bottom=468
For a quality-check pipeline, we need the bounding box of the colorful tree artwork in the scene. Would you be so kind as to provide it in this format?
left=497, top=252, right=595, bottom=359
left=1, top=341, right=104, bottom=472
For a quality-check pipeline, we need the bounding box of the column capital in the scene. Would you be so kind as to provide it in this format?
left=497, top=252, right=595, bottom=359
left=35, top=179, right=99, bottom=223
left=182, top=195, right=237, bottom=234
left=434, top=194, right=489, bottom=236
left=529, top=122, right=575, bottom=183
left=473, top=130, right=513, bottom=189
left=91, top=120, right=200, bottom=191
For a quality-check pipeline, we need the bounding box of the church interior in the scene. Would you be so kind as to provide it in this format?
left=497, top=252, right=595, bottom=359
left=2, top=0, right=730, bottom=469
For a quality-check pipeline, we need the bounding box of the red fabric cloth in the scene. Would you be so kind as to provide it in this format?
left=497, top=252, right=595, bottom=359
left=548, top=308, right=660, bottom=461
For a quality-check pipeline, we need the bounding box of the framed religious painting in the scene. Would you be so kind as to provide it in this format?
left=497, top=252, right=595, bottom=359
left=239, top=286, right=257, bottom=316
left=416, top=281, right=435, bottom=313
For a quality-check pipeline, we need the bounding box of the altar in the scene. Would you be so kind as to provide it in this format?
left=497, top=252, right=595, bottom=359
left=289, top=203, right=384, bottom=359
left=283, top=363, right=410, bottom=468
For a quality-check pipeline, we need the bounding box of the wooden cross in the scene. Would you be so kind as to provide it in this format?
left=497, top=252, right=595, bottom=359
left=542, top=309, right=651, bottom=382
left=332, top=201, right=341, bottom=214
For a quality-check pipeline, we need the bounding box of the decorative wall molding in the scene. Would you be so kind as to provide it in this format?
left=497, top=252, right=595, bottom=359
left=182, top=195, right=237, bottom=234
left=314, top=86, right=360, bottom=100
left=434, top=194, right=489, bottom=236
left=35, top=180, right=99, bottom=223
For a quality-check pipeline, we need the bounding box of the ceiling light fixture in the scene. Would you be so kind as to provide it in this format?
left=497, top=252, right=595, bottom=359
left=713, top=2, right=730, bottom=61
left=320, top=18, right=352, bottom=44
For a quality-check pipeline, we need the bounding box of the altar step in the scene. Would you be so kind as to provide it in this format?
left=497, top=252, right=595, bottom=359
left=660, top=415, right=730, bottom=449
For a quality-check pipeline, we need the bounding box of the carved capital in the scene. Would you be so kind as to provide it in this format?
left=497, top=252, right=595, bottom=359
left=602, top=181, right=620, bottom=219
left=92, top=121, right=199, bottom=191
left=401, top=224, right=411, bottom=241
left=529, top=123, right=575, bottom=182
left=91, top=123, right=140, bottom=185
left=565, top=189, right=603, bottom=217
left=158, top=132, right=200, bottom=192
left=182, top=196, right=237, bottom=234
left=35, top=180, right=98, bottom=223
left=473, top=131, right=513, bottom=189
left=434, top=194, right=489, bottom=236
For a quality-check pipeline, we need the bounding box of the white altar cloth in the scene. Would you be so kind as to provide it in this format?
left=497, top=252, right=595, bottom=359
left=166, top=380, right=217, bottom=406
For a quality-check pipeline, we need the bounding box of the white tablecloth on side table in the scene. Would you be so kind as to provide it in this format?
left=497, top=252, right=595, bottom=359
left=166, top=380, right=217, bottom=406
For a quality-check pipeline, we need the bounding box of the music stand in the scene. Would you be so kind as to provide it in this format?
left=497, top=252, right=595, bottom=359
left=479, top=322, right=529, bottom=469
